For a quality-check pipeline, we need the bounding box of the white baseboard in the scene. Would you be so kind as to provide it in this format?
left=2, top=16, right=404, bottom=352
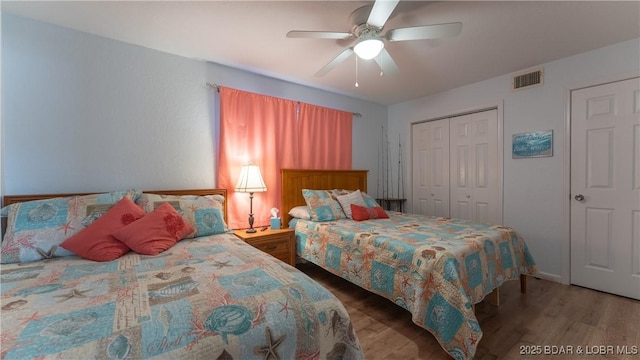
left=531, top=271, right=565, bottom=284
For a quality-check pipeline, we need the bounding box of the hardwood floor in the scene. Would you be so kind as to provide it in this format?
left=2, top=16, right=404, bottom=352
left=297, top=263, right=640, bottom=360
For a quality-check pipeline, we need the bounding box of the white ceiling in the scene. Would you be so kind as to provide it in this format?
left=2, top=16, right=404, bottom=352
left=3, top=1, right=639, bottom=105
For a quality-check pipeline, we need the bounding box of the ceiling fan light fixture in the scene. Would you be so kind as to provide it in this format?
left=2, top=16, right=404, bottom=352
left=354, top=38, right=384, bottom=60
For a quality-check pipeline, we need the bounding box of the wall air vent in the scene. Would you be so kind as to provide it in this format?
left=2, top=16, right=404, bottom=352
left=512, top=68, right=543, bottom=91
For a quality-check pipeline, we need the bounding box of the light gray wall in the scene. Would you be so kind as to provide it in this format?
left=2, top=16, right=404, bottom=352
left=388, top=38, right=640, bottom=283
left=1, top=14, right=386, bottom=197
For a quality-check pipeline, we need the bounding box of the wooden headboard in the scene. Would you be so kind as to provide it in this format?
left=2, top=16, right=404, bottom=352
left=281, top=169, right=368, bottom=227
left=2, top=189, right=228, bottom=236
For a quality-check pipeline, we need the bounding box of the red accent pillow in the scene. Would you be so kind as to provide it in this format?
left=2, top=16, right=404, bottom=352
left=60, top=197, right=144, bottom=261
left=112, top=202, right=194, bottom=255
left=370, top=206, right=390, bottom=219
left=350, top=204, right=389, bottom=221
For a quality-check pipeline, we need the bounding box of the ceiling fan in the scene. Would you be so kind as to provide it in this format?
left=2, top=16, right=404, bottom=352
left=287, top=0, right=462, bottom=77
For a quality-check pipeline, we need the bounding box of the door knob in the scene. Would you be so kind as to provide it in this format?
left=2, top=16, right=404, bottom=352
left=574, top=194, right=585, bottom=201
left=466, top=195, right=471, bottom=198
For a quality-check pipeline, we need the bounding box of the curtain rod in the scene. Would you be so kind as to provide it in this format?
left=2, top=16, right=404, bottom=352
left=206, top=82, right=362, bottom=118
left=206, top=82, right=221, bottom=92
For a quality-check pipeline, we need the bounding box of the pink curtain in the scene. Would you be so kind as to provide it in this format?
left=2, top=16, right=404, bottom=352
left=298, top=103, right=352, bottom=169
left=218, top=87, right=298, bottom=230
left=218, top=87, right=353, bottom=229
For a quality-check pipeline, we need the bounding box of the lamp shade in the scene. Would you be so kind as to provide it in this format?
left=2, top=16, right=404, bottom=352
left=235, top=164, right=267, bottom=193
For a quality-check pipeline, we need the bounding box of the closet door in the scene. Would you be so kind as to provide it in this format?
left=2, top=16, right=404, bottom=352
left=450, top=109, right=499, bottom=224
left=412, top=119, right=450, bottom=216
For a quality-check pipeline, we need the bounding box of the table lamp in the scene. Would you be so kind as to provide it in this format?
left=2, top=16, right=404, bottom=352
left=235, top=163, right=267, bottom=233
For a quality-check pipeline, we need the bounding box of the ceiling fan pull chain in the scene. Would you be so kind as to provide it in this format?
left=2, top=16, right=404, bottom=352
left=355, top=56, right=359, bottom=88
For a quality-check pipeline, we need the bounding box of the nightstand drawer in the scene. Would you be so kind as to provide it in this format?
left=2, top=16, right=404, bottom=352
left=233, top=228, right=295, bottom=266
left=250, top=238, right=290, bottom=257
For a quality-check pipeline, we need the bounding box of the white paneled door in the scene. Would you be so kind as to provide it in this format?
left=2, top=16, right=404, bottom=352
left=412, top=119, right=450, bottom=216
left=571, top=77, right=640, bottom=300
left=449, top=110, right=500, bottom=224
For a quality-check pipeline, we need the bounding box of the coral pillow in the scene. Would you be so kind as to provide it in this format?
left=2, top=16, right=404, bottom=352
left=350, top=204, right=389, bottom=221
left=112, top=202, right=194, bottom=255
left=60, top=197, right=145, bottom=261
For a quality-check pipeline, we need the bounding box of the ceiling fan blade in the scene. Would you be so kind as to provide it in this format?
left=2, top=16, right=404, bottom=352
left=287, top=30, right=354, bottom=40
left=367, top=0, right=400, bottom=29
left=315, top=48, right=354, bottom=77
left=385, top=22, right=463, bottom=41
left=374, top=48, right=399, bottom=76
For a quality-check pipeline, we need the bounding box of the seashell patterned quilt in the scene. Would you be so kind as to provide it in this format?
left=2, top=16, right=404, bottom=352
left=292, top=212, right=537, bottom=360
left=0, top=233, right=363, bottom=359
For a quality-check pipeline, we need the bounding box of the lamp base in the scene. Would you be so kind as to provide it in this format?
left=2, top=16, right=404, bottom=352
left=247, top=206, right=257, bottom=233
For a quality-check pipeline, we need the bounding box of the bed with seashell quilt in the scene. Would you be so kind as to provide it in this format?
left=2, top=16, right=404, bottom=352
left=0, top=188, right=363, bottom=360
left=281, top=169, right=538, bottom=360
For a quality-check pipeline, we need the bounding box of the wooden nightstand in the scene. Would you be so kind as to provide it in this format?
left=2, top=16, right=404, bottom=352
left=234, top=228, right=295, bottom=266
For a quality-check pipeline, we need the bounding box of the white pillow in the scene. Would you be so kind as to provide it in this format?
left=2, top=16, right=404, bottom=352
left=288, top=206, right=311, bottom=220
left=336, top=189, right=367, bottom=219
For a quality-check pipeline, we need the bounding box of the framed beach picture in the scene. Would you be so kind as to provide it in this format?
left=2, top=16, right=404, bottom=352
left=512, top=130, right=553, bottom=158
